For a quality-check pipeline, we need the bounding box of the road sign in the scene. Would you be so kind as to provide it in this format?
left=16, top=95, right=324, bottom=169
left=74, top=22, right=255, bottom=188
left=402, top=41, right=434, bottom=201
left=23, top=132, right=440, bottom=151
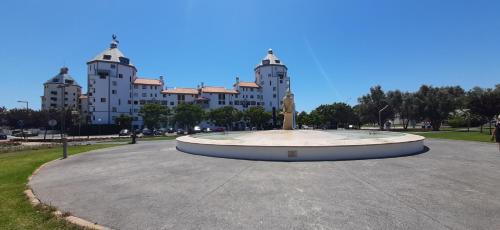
left=48, top=119, right=57, bottom=127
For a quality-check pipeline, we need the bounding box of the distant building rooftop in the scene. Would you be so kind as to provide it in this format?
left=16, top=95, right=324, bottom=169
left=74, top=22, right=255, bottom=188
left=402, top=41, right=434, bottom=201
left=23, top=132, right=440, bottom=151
left=201, top=86, right=238, bottom=94
left=134, top=78, right=163, bottom=86
left=162, top=88, right=198, bottom=95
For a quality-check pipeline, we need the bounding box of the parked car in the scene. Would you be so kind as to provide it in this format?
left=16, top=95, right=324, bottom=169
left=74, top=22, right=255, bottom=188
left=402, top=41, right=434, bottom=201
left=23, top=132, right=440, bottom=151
left=167, top=128, right=175, bottom=134
left=213, top=127, right=225, bottom=132
left=0, top=133, right=7, bottom=140
left=12, top=130, right=38, bottom=137
left=154, top=129, right=164, bottom=136
left=193, top=126, right=202, bottom=133
left=202, top=127, right=212, bottom=133
left=176, top=129, right=185, bottom=135
left=142, top=128, right=154, bottom=136
left=119, top=129, right=131, bottom=136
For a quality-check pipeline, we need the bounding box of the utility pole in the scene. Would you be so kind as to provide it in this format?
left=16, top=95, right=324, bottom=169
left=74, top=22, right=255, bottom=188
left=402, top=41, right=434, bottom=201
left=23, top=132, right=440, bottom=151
left=58, top=85, right=68, bottom=159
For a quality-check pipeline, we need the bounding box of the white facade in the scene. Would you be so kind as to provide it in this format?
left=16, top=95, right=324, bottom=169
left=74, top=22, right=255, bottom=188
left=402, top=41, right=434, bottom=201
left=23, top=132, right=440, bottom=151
left=87, top=37, right=137, bottom=125
left=254, top=49, right=290, bottom=118
left=58, top=36, right=294, bottom=128
left=41, top=67, right=81, bottom=111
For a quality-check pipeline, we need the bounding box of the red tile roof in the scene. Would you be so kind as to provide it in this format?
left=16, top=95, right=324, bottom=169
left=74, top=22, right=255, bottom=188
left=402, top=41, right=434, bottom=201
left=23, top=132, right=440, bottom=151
left=238, top=81, right=260, bottom=88
left=162, top=88, right=198, bottom=95
left=133, top=78, right=163, bottom=86
left=201, top=86, right=238, bottom=94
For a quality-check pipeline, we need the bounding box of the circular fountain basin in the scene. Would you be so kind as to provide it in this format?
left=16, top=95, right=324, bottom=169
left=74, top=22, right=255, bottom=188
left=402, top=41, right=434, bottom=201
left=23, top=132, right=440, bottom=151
left=176, top=130, right=425, bottom=161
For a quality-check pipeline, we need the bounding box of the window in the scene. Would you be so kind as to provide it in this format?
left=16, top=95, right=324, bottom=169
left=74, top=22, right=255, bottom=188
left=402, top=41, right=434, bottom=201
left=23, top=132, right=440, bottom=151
left=128, top=100, right=131, bottom=104
left=150, top=86, right=153, bottom=89
left=112, top=81, right=117, bottom=86
left=170, top=102, right=174, bottom=106
left=269, top=81, right=272, bottom=86
left=112, top=107, right=117, bottom=112
left=118, top=74, right=123, bottom=78
left=177, top=94, right=185, bottom=103
left=110, top=64, right=116, bottom=69
left=273, top=94, right=276, bottom=98
left=103, top=55, right=111, bottom=60
left=112, top=90, right=117, bottom=94
left=101, top=98, right=106, bottom=102
left=142, top=85, right=147, bottom=89
left=250, top=95, right=254, bottom=99
left=273, top=87, right=276, bottom=91
left=251, top=88, right=254, bottom=92
left=118, top=99, right=121, bottom=105
left=142, top=93, right=147, bottom=97
left=134, top=85, right=138, bottom=89
left=134, top=101, right=138, bottom=105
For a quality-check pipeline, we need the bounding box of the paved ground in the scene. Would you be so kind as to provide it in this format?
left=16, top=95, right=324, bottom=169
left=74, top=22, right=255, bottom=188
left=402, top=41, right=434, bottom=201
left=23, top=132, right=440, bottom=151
left=30, top=139, right=500, bottom=230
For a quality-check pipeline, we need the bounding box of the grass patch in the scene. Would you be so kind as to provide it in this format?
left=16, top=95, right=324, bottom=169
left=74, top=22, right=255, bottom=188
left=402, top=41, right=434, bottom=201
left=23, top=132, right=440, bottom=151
left=0, top=144, right=122, bottom=229
left=139, top=135, right=178, bottom=141
left=411, top=131, right=494, bottom=143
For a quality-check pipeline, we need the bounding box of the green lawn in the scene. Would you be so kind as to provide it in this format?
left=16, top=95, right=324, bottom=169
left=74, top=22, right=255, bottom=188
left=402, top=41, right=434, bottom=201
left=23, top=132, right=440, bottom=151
left=0, top=144, right=122, bottom=230
left=139, top=135, right=178, bottom=141
left=411, top=131, right=494, bottom=143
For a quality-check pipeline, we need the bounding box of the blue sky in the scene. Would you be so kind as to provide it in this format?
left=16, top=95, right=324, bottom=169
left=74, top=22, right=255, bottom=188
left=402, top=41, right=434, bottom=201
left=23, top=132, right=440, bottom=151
left=1, top=0, right=499, bottom=112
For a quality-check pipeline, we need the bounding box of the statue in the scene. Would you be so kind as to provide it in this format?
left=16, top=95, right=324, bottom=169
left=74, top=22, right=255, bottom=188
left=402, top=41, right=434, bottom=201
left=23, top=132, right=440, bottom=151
left=282, top=88, right=295, bottom=130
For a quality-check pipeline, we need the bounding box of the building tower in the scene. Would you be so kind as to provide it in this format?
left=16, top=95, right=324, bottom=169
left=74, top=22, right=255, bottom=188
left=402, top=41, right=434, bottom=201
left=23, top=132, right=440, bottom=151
left=41, top=67, right=82, bottom=111
left=254, top=49, right=290, bottom=126
left=87, top=35, right=137, bottom=124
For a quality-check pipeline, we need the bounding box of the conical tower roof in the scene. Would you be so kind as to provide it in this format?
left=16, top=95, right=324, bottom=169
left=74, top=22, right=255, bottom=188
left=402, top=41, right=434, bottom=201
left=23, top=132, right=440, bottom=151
left=87, top=35, right=134, bottom=67
left=255, top=48, right=286, bottom=69
left=45, top=67, right=80, bottom=87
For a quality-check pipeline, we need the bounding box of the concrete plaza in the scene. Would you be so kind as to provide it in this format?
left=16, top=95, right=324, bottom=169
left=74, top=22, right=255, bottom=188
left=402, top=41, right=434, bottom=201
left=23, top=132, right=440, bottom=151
left=30, top=139, right=500, bottom=230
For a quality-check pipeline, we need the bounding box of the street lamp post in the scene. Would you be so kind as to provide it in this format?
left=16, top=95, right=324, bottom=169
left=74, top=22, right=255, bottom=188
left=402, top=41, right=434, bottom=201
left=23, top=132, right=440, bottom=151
left=57, top=84, right=68, bottom=159
left=379, top=105, right=389, bottom=131
left=17, top=100, right=29, bottom=110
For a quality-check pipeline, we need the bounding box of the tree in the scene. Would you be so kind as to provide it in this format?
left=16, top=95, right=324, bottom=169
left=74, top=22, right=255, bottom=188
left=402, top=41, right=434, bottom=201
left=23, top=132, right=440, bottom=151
left=467, top=85, right=500, bottom=134
left=308, top=110, right=324, bottom=129
left=357, top=85, right=394, bottom=128
left=173, top=103, right=204, bottom=131
left=208, top=106, right=242, bottom=130
left=414, top=85, right=465, bottom=131
left=296, top=111, right=309, bottom=129
left=387, top=90, right=419, bottom=129
left=139, top=103, right=170, bottom=129
left=311, top=103, right=356, bottom=129
left=243, top=106, right=272, bottom=130
left=115, top=114, right=133, bottom=129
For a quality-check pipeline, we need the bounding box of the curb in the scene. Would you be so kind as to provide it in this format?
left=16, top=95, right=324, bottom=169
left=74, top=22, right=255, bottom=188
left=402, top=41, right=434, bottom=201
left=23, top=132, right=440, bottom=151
left=26, top=157, right=113, bottom=230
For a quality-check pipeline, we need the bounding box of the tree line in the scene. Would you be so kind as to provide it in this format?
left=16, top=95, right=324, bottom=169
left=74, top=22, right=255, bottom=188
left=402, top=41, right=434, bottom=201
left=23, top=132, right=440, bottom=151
left=296, top=84, right=500, bottom=133
left=128, top=103, right=273, bottom=131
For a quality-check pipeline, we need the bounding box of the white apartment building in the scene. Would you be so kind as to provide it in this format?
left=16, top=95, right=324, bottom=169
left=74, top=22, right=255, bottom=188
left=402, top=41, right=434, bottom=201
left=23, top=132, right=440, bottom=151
left=44, top=36, right=294, bottom=129
left=41, top=67, right=82, bottom=111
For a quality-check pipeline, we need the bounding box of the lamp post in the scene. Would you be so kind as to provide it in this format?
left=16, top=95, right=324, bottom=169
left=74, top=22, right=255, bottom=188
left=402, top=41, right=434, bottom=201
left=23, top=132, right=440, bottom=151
left=57, top=84, right=68, bottom=159
left=379, top=105, right=389, bottom=130
left=17, top=100, right=29, bottom=110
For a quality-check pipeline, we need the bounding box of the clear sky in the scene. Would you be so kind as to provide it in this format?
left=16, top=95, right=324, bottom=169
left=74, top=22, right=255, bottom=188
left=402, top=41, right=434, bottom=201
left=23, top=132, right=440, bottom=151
left=1, top=0, right=499, bottom=112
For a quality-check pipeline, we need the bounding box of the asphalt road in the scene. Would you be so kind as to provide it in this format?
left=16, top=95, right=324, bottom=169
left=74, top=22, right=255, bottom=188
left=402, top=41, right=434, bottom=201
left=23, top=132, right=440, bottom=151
left=30, top=139, right=500, bottom=230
